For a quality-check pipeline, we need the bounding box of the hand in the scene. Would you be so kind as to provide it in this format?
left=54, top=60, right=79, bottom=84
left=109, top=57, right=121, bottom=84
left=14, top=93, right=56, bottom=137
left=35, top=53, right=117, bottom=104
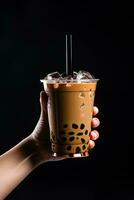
left=31, top=91, right=100, bottom=164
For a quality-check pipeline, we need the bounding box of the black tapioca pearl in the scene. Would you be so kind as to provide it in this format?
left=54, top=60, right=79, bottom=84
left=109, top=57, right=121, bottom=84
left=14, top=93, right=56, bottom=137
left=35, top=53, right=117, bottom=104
left=72, top=123, right=78, bottom=129
left=63, top=124, right=68, bottom=128
left=82, top=145, right=86, bottom=150
left=69, top=136, right=75, bottom=141
left=81, top=138, right=85, bottom=143
left=85, top=130, right=88, bottom=135
left=67, top=145, right=72, bottom=151
left=80, top=123, right=85, bottom=129
left=60, top=130, right=66, bottom=135
left=68, top=131, right=75, bottom=135
left=61, top=137, right=66, bottom=142
left=76, top=147, right=81, bottom=153
left=77, top=132, right=83, bottom=136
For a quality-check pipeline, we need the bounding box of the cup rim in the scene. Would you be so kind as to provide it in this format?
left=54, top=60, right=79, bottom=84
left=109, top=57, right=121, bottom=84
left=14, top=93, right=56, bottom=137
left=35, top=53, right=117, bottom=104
left=40, top=79, right=99, bottom=83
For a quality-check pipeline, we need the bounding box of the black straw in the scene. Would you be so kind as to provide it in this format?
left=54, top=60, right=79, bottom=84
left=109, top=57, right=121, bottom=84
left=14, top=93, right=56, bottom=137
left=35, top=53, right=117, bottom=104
left=66, top=34, right=73, bottom=76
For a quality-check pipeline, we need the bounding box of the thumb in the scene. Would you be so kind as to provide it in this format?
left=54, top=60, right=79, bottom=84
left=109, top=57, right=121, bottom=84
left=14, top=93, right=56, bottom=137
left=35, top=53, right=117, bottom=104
left=40, top=91, right=48, bottom=117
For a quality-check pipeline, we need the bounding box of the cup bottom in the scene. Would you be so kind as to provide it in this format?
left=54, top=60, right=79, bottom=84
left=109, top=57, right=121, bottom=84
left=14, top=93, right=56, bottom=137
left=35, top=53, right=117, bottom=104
left=53, top=151, right=89, bottom=158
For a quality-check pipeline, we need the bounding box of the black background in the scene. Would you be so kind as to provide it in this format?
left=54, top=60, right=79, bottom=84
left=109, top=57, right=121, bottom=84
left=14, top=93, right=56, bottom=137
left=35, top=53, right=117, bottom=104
left=0, top=1, right=131, bottom=200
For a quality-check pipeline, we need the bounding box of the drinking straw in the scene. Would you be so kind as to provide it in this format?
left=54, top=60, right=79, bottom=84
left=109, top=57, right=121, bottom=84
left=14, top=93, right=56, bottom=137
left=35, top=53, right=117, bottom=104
left=66, top=34, right=73, bottom=76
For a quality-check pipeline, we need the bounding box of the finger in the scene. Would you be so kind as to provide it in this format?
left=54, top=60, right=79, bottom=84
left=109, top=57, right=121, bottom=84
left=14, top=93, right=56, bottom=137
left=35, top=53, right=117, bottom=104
left=91, top=117, right=100, bottom=128
left=88, top=140, right=95, bottom=149
left=40, top=91, right=48, bottom=115
left=90, top=130, right=99, bottom=141
left=93, top=106, right=99, bottom=116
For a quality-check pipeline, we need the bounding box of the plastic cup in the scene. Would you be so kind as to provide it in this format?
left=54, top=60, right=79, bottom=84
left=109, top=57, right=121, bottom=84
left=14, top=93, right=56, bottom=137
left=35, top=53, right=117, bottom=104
left=41, top=79, right=98, bottom=158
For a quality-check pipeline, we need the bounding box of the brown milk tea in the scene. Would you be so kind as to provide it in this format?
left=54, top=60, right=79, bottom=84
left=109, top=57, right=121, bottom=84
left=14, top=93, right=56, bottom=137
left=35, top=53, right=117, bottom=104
left=42, top=79, right=98, bottom=158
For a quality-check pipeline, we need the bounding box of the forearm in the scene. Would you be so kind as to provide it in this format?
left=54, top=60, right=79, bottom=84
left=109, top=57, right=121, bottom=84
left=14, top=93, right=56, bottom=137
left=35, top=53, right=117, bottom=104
left=0, top=136, right=42, bottom=200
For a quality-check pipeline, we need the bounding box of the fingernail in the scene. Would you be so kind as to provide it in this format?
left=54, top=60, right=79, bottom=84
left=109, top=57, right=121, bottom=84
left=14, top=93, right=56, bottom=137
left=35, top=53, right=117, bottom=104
left=94, top=118, right=99, bottom=126
left=89, top=140, right=95, bottom=149
left=91, top=131, right=98, bottom=139
left=94, top=106, right=99, bottom=114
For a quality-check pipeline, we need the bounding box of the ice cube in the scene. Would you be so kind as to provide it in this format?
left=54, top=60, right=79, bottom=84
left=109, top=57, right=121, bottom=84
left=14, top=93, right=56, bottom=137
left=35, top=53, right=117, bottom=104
left=61, top=73, right=73, bottom=80
left=76, top=70, right=93, bottom=80
left=60, top=73, right=74, bottom=82
left=45, top=72, right=61, bottom=80
left=64, top=75, right=73, bottom=80
left=73, top=71, right=78, bottom=79
left=60, top=71, right=78, bottom=79
left=60, top=72, right=66, bottom=78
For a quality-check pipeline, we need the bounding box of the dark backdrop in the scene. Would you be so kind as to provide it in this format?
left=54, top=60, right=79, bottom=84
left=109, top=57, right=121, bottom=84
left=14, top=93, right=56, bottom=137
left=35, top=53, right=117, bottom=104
left=0, top=1, right=131, bottom=200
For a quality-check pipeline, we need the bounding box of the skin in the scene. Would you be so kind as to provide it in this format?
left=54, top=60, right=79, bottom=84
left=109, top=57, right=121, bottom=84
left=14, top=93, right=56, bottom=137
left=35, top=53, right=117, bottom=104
left=0, top=91, right=100, bottom=199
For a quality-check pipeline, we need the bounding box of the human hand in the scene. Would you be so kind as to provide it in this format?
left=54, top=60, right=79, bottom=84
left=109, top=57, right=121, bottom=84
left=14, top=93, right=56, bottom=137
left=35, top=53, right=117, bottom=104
left=31, top=91, right=100, bottom=164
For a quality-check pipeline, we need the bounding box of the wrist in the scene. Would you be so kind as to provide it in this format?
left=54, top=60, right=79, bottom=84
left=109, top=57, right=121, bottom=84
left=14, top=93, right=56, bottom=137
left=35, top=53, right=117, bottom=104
left=0, top=136, right=45, bottom=199
left=22, top=135, right=45, bottom=168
